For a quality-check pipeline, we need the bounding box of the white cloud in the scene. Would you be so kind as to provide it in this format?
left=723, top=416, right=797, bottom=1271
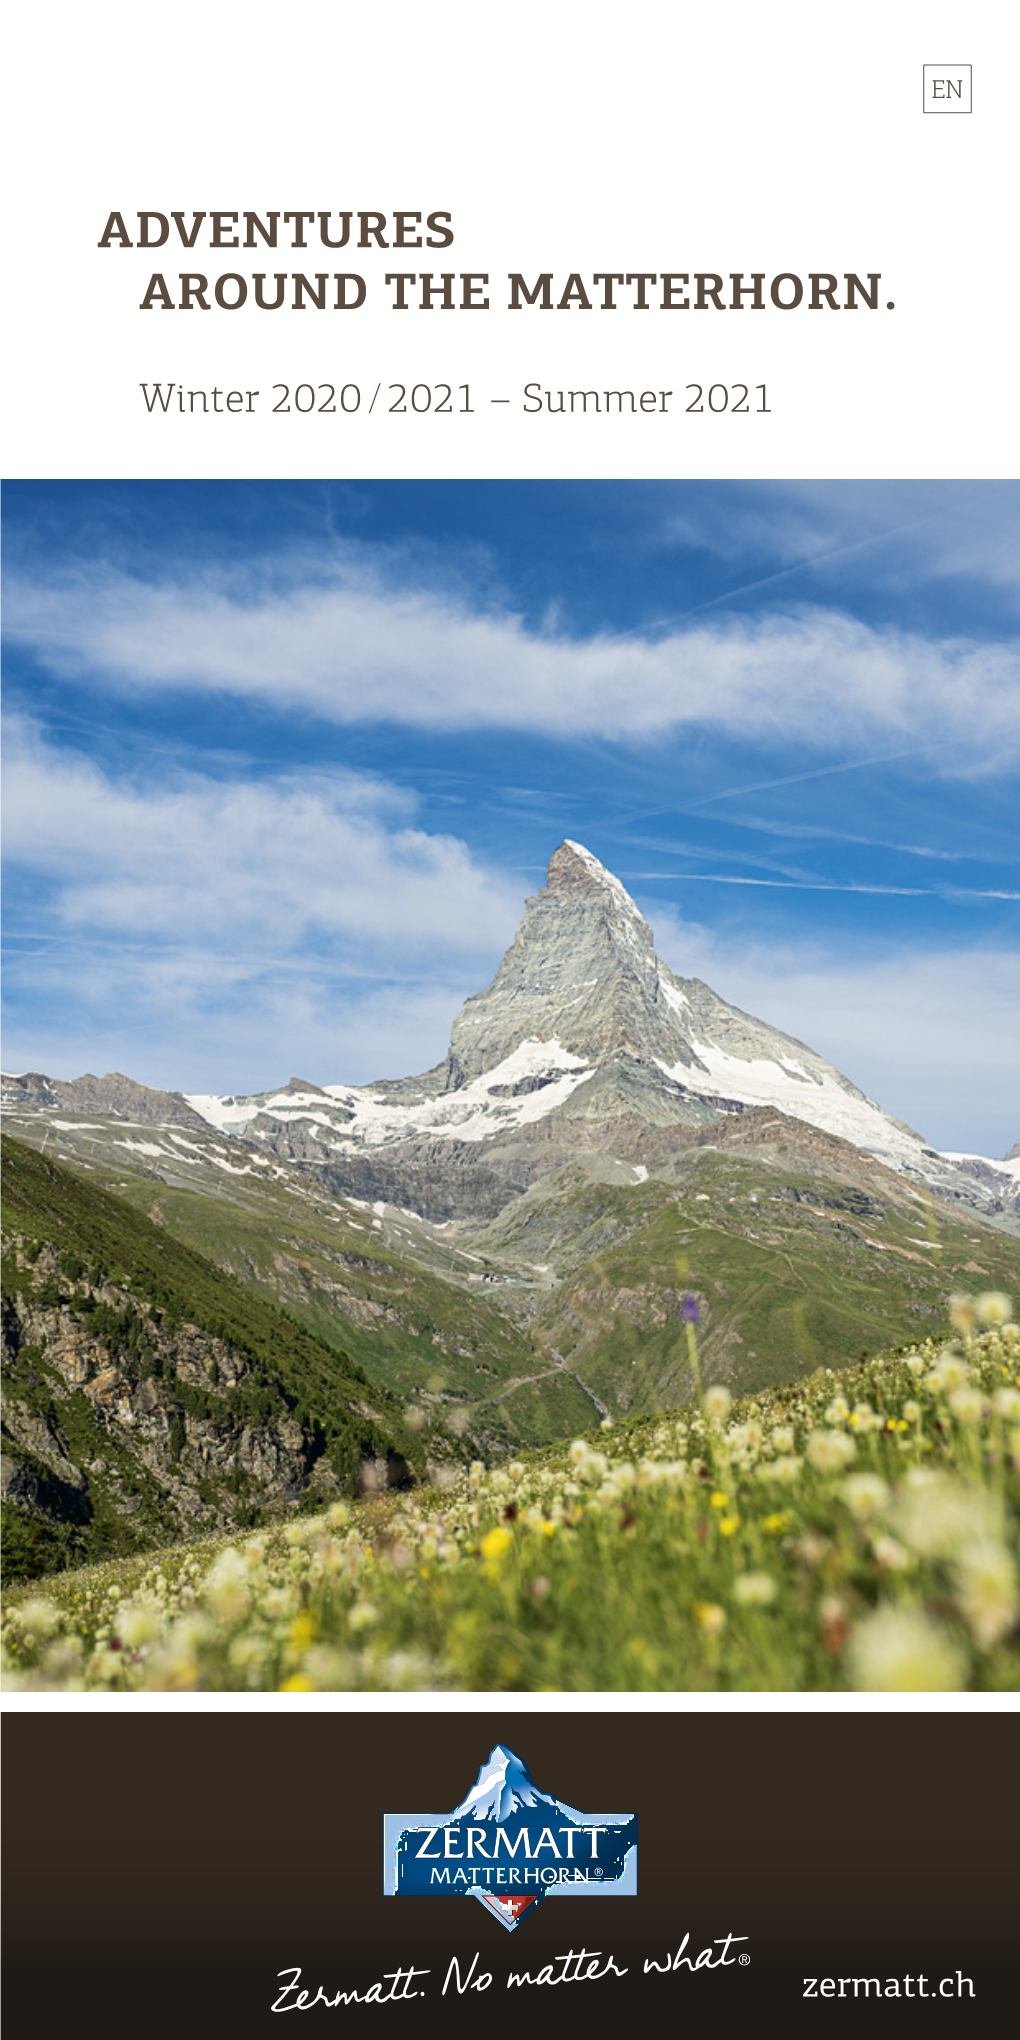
left=4, top=558, right=1019, bottom=768
left=1, top=717, right=521, bottom=1090
left=663, top=481, right=1020, bottom=604
left=1, top=714, right=520, bottom=956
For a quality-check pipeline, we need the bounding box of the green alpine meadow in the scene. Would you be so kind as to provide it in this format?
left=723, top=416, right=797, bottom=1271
left=4, top=1295, right=1018, bottom=1693
left=3, top=841, right=1019, bottom=1690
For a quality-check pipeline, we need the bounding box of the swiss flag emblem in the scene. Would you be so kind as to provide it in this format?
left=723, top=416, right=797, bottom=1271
left=477, top=1891, right=543, bottom=1928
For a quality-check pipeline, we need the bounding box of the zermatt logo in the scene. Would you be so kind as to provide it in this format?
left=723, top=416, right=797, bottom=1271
left=383, top=1744, right=637, bottom=1932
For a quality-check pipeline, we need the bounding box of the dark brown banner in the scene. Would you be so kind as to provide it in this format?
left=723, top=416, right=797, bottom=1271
left=2, top=1711, right=1014, bottom=2036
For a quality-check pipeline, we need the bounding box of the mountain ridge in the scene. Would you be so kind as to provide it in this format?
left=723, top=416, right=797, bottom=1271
left=3, top=841, right=1017, bottom=1230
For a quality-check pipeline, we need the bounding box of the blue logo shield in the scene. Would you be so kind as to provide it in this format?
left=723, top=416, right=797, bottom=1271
left=384, top=1744, right=638, bottom=1931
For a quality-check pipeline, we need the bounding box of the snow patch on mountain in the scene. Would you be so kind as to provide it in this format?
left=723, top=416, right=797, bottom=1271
left=188, top=1039, right=593, bottom=1151
left=661, top=1038, right=926, bottom=1169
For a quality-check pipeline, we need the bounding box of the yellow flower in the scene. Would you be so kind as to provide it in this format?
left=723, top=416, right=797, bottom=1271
left=710, top=1491, right=728, bottom=1509
left=694, top=1602, right=726, bottom=1633
left=763, top=1512, right=788, bottom=1534
left=719, top=1516, right=739, bottom=1537
left=289, top=1612, right=317, bottom=1654
left=279, top=1674, right=314, bottom=1692
left=480, top=1526, right=512, bottom=1561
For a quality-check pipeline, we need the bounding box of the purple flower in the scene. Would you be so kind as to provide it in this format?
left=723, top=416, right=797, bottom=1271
left=681, top=1293, right=700, bottom=1324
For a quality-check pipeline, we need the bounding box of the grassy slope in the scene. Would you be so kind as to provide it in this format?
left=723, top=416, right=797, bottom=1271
left=5, top=1311, right=1017, bottom=1693
left=69, top=1160, right=594, bottom=1452
left=480, top=1152, right=1020, bottom=1414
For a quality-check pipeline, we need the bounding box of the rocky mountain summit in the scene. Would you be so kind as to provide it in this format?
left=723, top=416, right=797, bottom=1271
left=5, top=842, right=1017, bottom=1230
left=173, top=840, right=1016, bottom=1230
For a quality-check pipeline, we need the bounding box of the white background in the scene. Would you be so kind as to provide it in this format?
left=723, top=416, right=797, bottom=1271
left=4, top=0, right=1017, bottom=478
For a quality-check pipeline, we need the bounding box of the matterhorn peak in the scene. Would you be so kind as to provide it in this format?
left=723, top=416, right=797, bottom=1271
left=443, top=840, right=679, bottom=1087
left=546, top=840, right=649, bottom=925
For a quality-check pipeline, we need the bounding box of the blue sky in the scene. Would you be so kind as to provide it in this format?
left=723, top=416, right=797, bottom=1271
left=2, top=480, right=1018, bottom=1155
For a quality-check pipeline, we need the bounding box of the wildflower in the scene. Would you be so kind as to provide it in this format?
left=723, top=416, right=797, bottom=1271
left=263, top=1586, right=299, bottom=1621
left=893, top=1473, right=996, bottom=1559
left=680, top=1294, right=701, bottom=1323
left=17, top=1598, right=60, bottom=1642
left=694, top=1602, right=726, bottom=1633
left=819, top=1596, right=850, bottom=1655
left=841, top=1474, right=891, bottom=1521
left=383, top=1649, right=437, bottom=1690
left=927, top=1354, right=971, bottom=1394
left=704, top=1385, right=732, bottom=1424
left=288, top=1612, right=317, bottom=1655
left=228, top=1634, right=270, bottom=1673
left=847, top=1607, right=966, bottom=1692
left=768, top=1456, right=804, bottom=1485
left=733, top=1572, right=776, bottom=1607
left=975, top=1292, right=1012, bottom=1328
left=719, top=1516, right=739, bottom=1537
left=204, top=1549, right=250, bottom=1622
left=726, top=1421, right=761, bottom=1456
left=117, top=1603, right=161, bottom=1649
left=953, top=1542, right=1019, bottom=1649
left=849, top=1403, right=881, bottom=1433
left=795, top=1533, right=831, bottom=1569
left=902, top=1400, right=921, bottom=1423
left=348, top=1601, right=379, bottom=1632
left=41, top=1636, right=85, bottom=1681
left=806, top=1429, right=856, bottom=1474
left=280, top=1674, right=314, bottom=1692
left=992, top=1387, right=1020, bottom=1421
left=825, top=1396, right=850, bottom=1424
left=89, top=1649, right=125, bottom=1684
left=710, top=1491, right=728, bottom=1510
left=770, top=1426, right=795, bottom=1454
left=949, top=1294, right=977, bottom=1334
left=762, top=1512, right=788, bottom=1534
left=480, top=1526, right=513, bottom=1579
left=948, top=1385, right=987, bottom=1426
left=871, top=1534, right=912, bottom=1572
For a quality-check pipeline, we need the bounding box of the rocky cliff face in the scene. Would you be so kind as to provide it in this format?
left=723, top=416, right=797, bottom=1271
left=1, top=1236, right=338, bottom=1577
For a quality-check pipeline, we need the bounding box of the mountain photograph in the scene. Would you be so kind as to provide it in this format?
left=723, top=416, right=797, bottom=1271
left=2, top=480, right=1018, bottom=1691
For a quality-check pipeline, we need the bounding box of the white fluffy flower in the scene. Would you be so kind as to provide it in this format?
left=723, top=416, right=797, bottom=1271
left=806, top=1429, right=857, bottom=1474
left=953, top=1542, right=1019, bottom=1650
left=848, top=1607, right=966, bottom=1692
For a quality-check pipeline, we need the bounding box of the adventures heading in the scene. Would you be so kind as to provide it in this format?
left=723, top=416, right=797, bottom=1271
left=98, top=211, right=892, bottom=313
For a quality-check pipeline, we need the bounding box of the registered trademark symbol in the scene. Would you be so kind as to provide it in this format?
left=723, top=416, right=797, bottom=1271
left=739, top=1954, right=750, bottom=1966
